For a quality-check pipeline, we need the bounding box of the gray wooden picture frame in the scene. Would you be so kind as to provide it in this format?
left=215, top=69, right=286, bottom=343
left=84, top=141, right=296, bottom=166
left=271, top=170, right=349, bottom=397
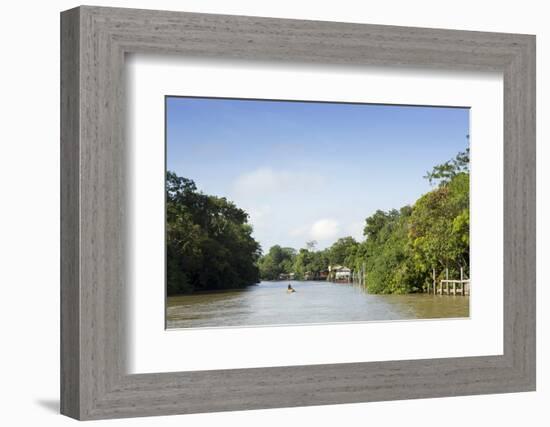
left=60, top=5, right=536, bottom=420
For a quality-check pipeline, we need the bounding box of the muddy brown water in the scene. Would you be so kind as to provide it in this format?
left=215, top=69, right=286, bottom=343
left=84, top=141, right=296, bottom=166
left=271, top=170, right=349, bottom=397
left=167, top=280, right=470, bottom=329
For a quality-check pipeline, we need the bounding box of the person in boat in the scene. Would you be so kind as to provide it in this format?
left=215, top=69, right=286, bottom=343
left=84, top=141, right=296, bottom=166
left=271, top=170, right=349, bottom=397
left=287, top=284, right=296, bottom=293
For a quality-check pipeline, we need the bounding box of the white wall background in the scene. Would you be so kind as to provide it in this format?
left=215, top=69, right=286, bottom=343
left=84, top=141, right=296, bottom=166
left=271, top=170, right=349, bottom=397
left=0, top=1, right=546, bottom=425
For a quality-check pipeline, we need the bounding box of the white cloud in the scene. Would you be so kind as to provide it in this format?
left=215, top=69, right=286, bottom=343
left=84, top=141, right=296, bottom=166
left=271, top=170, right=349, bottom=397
left=290, top=218, right=341, bottom=241
left=233, top=167, right=324, bottom=197
left=310, top=219, right=340, bottom=240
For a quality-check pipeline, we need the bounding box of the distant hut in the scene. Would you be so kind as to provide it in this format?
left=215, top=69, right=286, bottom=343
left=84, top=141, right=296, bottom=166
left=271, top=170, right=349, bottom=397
left=329, top=265, right=352, bottom=283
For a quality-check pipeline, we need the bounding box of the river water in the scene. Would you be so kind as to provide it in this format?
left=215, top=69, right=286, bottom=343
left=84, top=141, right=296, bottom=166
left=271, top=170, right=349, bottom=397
left=167, top=280, right=470, bottom=329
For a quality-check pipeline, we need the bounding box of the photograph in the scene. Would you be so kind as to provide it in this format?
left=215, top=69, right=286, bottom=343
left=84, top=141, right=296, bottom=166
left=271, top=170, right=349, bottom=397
left=165, top=96, right=471, bottom=329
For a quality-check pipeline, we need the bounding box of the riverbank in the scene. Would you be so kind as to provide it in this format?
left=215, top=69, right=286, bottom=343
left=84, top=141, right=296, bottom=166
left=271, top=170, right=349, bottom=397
left=168, top=283, right=259, bottom=297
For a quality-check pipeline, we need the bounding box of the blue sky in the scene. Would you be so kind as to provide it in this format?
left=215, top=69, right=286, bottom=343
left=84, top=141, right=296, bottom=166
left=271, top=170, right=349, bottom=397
left=166, top=97, right=469, bottom=252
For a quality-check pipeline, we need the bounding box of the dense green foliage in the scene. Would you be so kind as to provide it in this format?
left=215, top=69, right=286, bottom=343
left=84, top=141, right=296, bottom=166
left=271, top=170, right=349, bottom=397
left=258, top=237, right=361, bottom=281
left=257, top=245, right=297, bottom=280
left=356, top=149, right=470, bottom=293
left=166, top=171, right=261, bottom=295
left=357, top=206, right=422, bottom=293
left=256, top=237, right=355, bottom=280
left=359, top=149, right=470, bottom=293
left=257, top=149, right=470, bottom=294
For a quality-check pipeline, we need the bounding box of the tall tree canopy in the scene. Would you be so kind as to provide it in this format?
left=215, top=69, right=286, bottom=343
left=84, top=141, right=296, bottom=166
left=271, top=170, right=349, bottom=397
left=166, top=171, right=261, bottom=294
left=327, top=237, right=359, bottom=266
left=359, top=148, right=470, bottom=293
left=424, top=148, right=469, bottom=186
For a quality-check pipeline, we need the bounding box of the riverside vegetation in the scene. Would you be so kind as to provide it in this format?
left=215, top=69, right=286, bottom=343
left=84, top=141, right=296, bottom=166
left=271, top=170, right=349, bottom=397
left=166, top=172, right=261, bottom=294
left=167, top=149, right=470, bottom=295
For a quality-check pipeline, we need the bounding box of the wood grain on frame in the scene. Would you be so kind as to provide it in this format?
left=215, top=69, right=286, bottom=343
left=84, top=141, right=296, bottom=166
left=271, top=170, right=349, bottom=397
left=60, top=6, right=535, bottom=420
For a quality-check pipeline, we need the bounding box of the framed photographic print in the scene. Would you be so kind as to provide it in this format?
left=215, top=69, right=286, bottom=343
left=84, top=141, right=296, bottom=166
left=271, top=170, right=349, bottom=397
left=61, top=5, right=536, bottom=420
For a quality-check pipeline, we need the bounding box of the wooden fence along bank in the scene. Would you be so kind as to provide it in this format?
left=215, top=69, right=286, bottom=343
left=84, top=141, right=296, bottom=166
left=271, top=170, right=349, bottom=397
left=427, top=267, right=470, bottom=296
left=350, top=264, right=470, bottom=296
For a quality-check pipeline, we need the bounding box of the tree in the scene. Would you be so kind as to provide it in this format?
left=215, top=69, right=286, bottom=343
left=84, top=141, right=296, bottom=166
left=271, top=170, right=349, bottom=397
left=424, top=148, right=469, bottom=186
left=327, top=237, right=359, bottom=266
left=360, top=206, right=421, bottom=294
left=166, top=171, right=261, bottom=294
left=293, top=248, right=314, bottom=280
left=306, top=240, right=317, bottom=251
left=257, top=245, right=296, bottom=280
left=411, top=147, right=470, bottom=278
left=409, top=172, right=469, bottom=277
left=350, top=148, right=470, bottom=294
